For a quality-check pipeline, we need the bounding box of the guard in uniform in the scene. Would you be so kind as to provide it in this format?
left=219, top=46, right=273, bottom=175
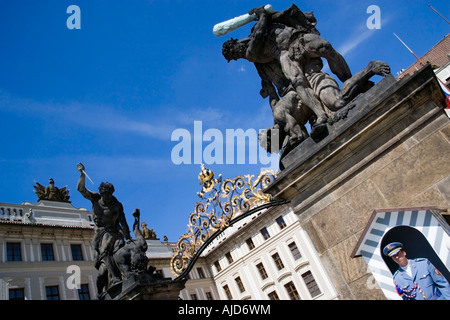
left=383, top=242, right=450, bottom=300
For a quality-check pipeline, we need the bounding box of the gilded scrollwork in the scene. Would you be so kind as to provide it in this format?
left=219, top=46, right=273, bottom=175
left=170, top=165, right=278, bottom=277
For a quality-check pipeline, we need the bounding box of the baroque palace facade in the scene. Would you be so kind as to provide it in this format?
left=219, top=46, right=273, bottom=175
left=0, top=199, right=97, bottom=300
left=179, top=204, right=338, bottom=300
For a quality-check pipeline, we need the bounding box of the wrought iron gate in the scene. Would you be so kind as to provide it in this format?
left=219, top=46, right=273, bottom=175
left=170, top=165, right=289, bottom=281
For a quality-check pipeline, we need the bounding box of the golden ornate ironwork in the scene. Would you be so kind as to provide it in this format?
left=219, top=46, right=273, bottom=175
left=170, top=165, right=279, bottom=278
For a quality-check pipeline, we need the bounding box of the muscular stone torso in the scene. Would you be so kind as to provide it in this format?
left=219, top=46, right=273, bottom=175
left=248, top=23, right=298, bottom=64
left=93, top=198, right=120, bottom=229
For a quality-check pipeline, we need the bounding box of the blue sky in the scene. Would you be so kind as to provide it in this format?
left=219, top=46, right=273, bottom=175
left=0, top=0, right=448, bottom=242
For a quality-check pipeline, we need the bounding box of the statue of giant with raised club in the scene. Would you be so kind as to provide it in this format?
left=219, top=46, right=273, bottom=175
left=215, top=4, right=390, bottom=165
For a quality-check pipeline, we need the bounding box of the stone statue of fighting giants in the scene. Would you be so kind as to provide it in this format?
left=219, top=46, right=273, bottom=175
left=217, top=4, right=391, bottom=164
left=76, top=163, right=150, bottom=299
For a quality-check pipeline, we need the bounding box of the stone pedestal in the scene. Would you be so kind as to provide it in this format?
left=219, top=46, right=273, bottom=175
left=265, top=65, right=450, bottom=299
left=104, top=274, right=186, bottom=300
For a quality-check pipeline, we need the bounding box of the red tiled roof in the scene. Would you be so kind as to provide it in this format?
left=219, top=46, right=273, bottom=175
left=398, top=33, right=450, bottom=79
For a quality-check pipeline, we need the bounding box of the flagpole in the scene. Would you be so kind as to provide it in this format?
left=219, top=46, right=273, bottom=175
left=428, top=4, right=450, bottom=24
left=393, top=33, right=426, bottom=66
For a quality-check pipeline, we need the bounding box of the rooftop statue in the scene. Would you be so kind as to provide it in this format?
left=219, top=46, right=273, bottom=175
left=141, top=221, right=158, bottom=240
left=33, top=178, right=71, bottom=203
left=218, top=4, right=391, bottom=167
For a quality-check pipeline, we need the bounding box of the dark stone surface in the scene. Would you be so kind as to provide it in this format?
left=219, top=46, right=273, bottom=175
left=104, top=274, right=186, bottom=300
left=266, top=65, right=444, bottom=201
left=280, top=73, right=397, bottom=170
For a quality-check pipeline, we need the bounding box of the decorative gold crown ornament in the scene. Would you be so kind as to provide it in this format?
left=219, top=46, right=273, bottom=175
left=198, top=164, right=214, bottom=185
left=197, top=164, right=222, bottom=198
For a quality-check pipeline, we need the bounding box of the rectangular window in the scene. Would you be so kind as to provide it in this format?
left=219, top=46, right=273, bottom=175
left=235, top=276, right=245, bottom=293
left=256, top=262, right=268, bottom=280
left=267, top=290, right=279, bottom=300
left=271, top=252, right=285, bottom=270
left=223, top=284, right=233, bottom=300
left=246, top=237, right=255, bottom=250
left=284, top=281, right=300, bottom=300
left=288, top=242, right=302, bottom=260
left=260, top=227, right=270, bottom=240
left=205, top=292, right=213, bottom=300
left=71, top=244, right=84, bottom=261
left=302, top=271, right=321, bottom=298
left=190, top=293, right=198, bottom=300
left=41, top=243, right=55, bottom=261
left=197, top=267, right=205, bottom=279
left=214, top=260, right=222, bottom=272
left=46, top=286, right=60, bottom=300
left=78, top=284, right=90, bottom=300
left=9, top=288, right=25, bottom=300
left=6, top=242, right=22, bottom=261
left=225, top=252, right=234, bottom=264
left=276, top=216, right=287, bottom=229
